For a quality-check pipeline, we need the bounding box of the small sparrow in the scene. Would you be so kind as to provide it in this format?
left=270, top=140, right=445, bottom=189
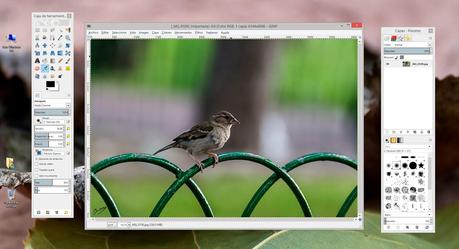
left=154, top=110, right=240, bottom=172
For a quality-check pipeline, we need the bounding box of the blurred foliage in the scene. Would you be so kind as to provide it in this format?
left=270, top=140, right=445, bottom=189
left=276, top=39, right=357, bottom=113
left=89, top=174, right=357, bottom=217
left=91, top=39, right=215, bottom=95
left=134, top=40, right=215, bottom=93
left=91, top=39, right=357, bottom=113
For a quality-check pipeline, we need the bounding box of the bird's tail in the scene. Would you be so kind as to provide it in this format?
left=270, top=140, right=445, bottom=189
left=153, top=142, right=177, bottom=155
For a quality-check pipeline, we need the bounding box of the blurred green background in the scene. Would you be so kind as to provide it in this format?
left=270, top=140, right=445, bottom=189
left=91, top=39, right=357, bottom=113
left=90, top=174, right=357, bottom=217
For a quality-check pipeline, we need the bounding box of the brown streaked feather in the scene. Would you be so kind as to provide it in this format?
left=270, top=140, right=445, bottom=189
left=173, top=121, right=214, bottom=142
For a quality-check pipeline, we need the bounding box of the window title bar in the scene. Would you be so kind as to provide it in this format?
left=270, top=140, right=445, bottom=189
left=86, top=23, right=362, bottom=30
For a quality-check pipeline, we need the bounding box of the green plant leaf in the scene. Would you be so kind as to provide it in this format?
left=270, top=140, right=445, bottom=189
left=414, top=203, right=459, bottom=249
left=26, top=212, right=441, bottom=249
left=26, top=216, right=272, bottom=249
left=252, top=213, right=440, bottom=249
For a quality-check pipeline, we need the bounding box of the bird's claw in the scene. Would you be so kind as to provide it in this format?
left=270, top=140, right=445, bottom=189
left=211, top=154, right=219, bottom=168
left=188, top=154, right=205, bottom=173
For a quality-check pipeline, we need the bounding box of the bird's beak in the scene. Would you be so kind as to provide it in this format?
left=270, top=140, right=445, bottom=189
left=231, top=118, right=240, bottom=125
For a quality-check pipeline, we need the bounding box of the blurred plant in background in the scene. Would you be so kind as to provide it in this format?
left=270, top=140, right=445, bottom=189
left=91, top=39, right=357, bottom=115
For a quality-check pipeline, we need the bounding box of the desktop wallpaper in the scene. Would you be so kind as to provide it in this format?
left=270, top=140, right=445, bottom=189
left=0, top=0, right=458, bottom=248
